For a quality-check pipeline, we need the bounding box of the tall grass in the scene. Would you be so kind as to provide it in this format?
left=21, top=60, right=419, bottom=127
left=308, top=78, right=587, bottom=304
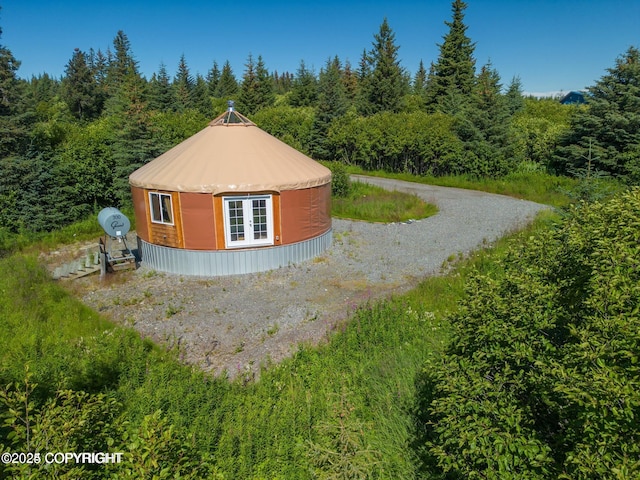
left=0, top=206, right=136, bottom=257
left=0, top=254, right=154, bottom=398
left=346, top=165, right=581, bottom=207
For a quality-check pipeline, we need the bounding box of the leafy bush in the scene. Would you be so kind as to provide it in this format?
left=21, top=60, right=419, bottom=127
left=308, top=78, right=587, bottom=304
left=419, top=187, right=640, bottom=478
left=0, top=376, right=220, bottom=480
left=252, top=105, right=315, bottom=154
left=322, top=160, right=352, bottom=197
left=0, top=372, right=123, bottom=479
left=114, top=410, right=222, bottom=479
left=328, top=111, right=465, bottom=176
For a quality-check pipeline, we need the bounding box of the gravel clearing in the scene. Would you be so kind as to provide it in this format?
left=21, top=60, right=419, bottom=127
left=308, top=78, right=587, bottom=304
left=73, top=176, right=549, bottom=379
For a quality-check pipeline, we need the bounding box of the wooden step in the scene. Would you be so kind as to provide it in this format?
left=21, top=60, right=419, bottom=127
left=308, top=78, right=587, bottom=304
left=58, top=265, right=102, bottom=281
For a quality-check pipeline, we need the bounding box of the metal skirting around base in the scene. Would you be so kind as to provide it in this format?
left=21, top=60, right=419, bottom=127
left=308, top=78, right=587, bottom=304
left=138, top=229, right=332, bottom=276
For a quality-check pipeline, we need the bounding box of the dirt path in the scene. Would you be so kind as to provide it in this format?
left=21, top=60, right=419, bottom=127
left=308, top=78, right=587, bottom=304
left=69, top=177, right=549, bottom=379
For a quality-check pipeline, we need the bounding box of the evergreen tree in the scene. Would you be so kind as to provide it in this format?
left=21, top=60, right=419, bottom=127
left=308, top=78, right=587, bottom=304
left=309, top=56, right=348, bottom=160
left=172, top=54, right=194, bottom=112
left=413, top=60, right=428, bottom=94
left=425, top=0, right=476, bottom=111
left=0, top=150, right=63, bottom=232
left=148, top=62, right=172, bottom=112
left=106, top=30, right=138, bottom=93
left=192, top=74, right=212, bottom=117
left=62, top=48, right=101, bottom=120
left=0, top=18, right=27, bottom=157
left=102, top=31, right=146, bottom=118
left=206, top=60, right=220, bottom=97
left=27, top=73, right=59, bottom=106
left=272, top=71, right=292, bottom=95
left=554, top=46, right=640, bottom=183
left=284, top=72, right=294, bottom=92
left=457, top=62, right=514, bottom=175
left=289, top=60, right=318, bottom=107
left=238, top=53, right=259, bottom=114
left=256, top=55, right=275, bottom=110
left=356, top=49, right=370, bottom=86
left=358, top=18, right=407, bottom=115
left=238, top=54, right=274, bottom=115
left=216, top=60, right=238, bottom=99
left=342, top=60, right=358, bottom=104
left=505, top=75, right=525, bottom=115
left=0, top=20, right=20, bottom=116
left=354, top=49, right=371, bottom=113
left=110, top=72, right=159, bottom=206
left=92, top=49, right=110, bottom=102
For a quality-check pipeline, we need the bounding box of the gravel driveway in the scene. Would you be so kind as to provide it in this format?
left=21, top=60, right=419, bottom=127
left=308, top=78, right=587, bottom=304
left=77, top=176, right=549, bottom=379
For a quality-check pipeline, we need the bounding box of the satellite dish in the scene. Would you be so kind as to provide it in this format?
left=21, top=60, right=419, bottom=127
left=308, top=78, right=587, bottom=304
left=98, top=207, right=131, bottom=238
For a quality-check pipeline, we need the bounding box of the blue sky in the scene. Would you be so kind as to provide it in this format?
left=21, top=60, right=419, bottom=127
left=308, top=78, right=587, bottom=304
left=2, top=0, right=639, bottom=96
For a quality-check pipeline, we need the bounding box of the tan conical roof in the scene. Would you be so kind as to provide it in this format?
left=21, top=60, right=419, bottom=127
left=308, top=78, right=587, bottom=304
left=129, top=110, right=331, bottom=194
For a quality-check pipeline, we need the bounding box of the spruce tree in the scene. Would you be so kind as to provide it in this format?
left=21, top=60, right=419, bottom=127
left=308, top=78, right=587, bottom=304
left=0, top=18, right=26, bottom=157
left=310, top=56, right=348, bottom=160
left=192, top=74, right=212, bottom=117
left=92, top=49, right=109, bottom=101
left=110, top=72, right=158, bottom=206
left=458, top=62, right=514, bottom=175
left=425, top=0, right=476, bottom=111
left=355, top=49, right=371, bottom=113
left=102, top=31, right=146, bottom=117
left=148, top=62, right=172, bottom=111
left=289, top=60, right=318, bottom=107
left=62, top=48, right=101, bottom=120
left=342, top=60, right=358, bottom=104
left=357, top=18, right=407, bottom=115
left=238, top=53, right=259, bottom=114
left=238, top=54, right=274, bottom=115
left=27, top=73, right=59, bottom=106
left=97, top=31, right=157, bottom=205
left=272, top=71, right=292, bottom=95
left=255, top=55, right=275, bottom=110
left=106, top=30, right=138, bottom=94
left=207, top=60, right=220, bottom=97
left=413, top=60, right=428, bottom=94
left=172, top=54, right=194, bottom=112
left=0, top=23, right=21, bottom=119
left=505, top=75, right=525, bottom=115
left=217, top=60, right=238, bottom=99
left=554, top=46, right=640, bottom=183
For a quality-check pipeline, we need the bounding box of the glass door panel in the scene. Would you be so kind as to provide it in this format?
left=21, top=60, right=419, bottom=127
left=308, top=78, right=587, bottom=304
left=224, top=196, right=273, bottom=248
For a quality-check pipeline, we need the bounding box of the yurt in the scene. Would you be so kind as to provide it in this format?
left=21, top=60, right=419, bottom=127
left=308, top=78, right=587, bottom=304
left=129, top=105, right=332, bottom=276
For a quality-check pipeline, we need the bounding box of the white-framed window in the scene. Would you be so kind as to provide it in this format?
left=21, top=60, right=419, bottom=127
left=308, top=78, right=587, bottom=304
left=149, top=192, right=174, bottom=225
left=223, top=195, right=273, bottom=248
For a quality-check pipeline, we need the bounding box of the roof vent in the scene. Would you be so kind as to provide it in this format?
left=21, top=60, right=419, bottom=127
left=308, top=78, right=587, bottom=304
left=209, top=101, right=255, bottom=127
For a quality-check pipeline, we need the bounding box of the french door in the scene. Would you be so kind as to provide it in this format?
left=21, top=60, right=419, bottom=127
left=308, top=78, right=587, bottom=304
left=223, top=195, right=273, bottom=248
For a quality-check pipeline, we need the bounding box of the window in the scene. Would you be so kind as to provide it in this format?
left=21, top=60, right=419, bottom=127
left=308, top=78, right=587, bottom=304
left=223, top=195, right=273, bottom=247
left=149, top=192, right=174, bottom=225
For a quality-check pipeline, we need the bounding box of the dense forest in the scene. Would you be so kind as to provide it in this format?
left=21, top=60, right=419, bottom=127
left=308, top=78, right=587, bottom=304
left=1, top=0, right=640, bottom=478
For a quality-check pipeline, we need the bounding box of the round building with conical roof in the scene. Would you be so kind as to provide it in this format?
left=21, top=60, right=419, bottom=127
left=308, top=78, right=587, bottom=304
left=129, top=106, right=332, bottom=276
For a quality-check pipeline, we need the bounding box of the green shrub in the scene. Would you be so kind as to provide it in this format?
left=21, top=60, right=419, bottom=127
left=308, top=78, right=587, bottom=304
left=419, top=187, right=640, bottom=478
left=0, top=372, right=123, bottom=479
left=323, top=161, right=352, bottom=197
left=328, top=111, right=464, bottom=176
